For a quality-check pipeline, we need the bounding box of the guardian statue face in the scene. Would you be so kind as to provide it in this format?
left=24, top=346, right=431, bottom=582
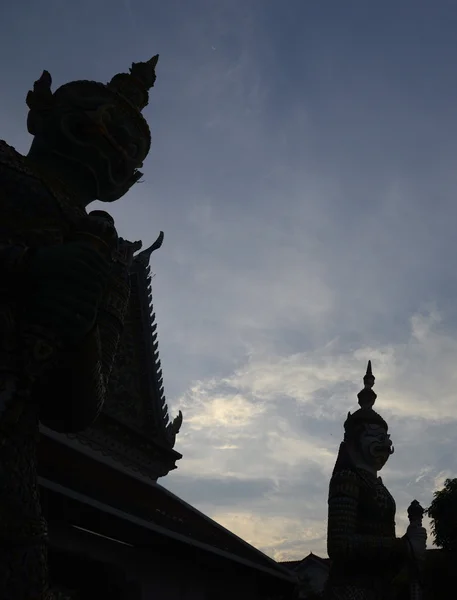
left=357, top=423, right=394, bottom=472
left=340, top=361, right=395, bottom=475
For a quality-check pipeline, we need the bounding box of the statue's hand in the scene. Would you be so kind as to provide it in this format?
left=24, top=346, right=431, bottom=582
left=25, top=242, right=110, bottom=345
left=404, top=524, right=427, bottom=560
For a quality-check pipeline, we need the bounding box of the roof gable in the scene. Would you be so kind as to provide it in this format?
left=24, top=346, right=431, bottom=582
left=280, top=552, right=330, bottom=572
left=72, top=232, right=182, bottom=479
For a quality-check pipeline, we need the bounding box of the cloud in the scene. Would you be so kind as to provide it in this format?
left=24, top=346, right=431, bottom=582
left=183, top=382, right=266, bottom=430
left=2, top=0, right=457, bottom=568
left=211, top=512, right=326, bottom=563
left=165, top=308, right=457, bottom=559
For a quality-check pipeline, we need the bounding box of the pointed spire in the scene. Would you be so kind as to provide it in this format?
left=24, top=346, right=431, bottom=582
left=363, top=360, right=375, bottom=388
left=357, top=360, right=377, bottom=409
left=344, top=360, right=387, bottom=438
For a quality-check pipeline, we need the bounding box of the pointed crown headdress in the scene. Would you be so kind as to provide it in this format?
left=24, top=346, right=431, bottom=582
left=26, top=55, right=159, bottom=157
left=343, top=361, right=388, bottom=440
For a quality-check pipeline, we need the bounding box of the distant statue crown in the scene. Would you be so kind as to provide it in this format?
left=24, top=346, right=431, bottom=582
left=25, top=54, right=160, bottom=156
left=343, top=361, right=388, bottom=437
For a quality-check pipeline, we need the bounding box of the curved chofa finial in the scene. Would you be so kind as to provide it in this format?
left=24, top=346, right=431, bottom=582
left=27, top=55, right=159, bottom=117
left=134, top=231, right=164, bottom=267
left=357, top=360, right=377, bottom=409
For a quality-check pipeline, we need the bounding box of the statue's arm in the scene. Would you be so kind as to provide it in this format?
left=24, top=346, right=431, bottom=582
left=36, top=271, right=131, bottom=433
left=36, top=325, right=106, bottom=433
left=0, top=240, right=107, bottom=432
left=327, top=469, right=408, bottom=562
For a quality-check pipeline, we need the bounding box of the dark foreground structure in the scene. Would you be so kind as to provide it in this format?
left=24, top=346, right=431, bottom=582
left=38, top=243, right=296, bottom=599
left=0, top=54, right=294, bottom=599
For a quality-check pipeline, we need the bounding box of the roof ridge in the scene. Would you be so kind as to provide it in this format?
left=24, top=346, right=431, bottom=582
left=155, top=481, right=292, bottom=576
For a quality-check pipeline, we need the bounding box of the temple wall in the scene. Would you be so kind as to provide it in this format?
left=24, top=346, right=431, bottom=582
left=140, top=559, right=259, bottom=600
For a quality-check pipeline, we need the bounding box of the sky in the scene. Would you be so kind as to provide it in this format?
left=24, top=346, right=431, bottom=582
left=2, top=0, right=457, bottom=561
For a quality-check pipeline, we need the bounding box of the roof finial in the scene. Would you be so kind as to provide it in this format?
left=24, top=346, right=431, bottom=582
left=134, top=230, right=164, bottom=267
left=171, top=410, right=183, bottom=435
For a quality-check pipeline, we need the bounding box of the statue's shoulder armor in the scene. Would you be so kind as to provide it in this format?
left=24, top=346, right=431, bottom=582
left=0, top=140, right=47, bottom=196
left=0, top=141, right=79, bottom=240
left=0, top=140, right=47, bottom=186
left=329, top=468, right=360, bottom=500
left=0, top=141, right=26, bottom=172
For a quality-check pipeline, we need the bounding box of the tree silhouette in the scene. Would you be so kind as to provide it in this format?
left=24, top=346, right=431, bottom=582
left=426, top=477, right=457, bottom=551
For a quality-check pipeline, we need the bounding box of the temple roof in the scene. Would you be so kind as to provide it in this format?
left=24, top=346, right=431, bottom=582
left=38, top=431, right=294, bottom=582
left=36, top=231, right=294, bottom=584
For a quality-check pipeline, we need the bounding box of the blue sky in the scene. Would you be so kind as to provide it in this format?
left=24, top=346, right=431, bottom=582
left=2, top=0, right=457, bottom=560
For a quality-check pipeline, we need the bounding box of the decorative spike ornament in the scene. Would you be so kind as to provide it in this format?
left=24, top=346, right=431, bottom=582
left=357, top=360, right=377, bottom=409
left=108, top=55, right=159, bottom=111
